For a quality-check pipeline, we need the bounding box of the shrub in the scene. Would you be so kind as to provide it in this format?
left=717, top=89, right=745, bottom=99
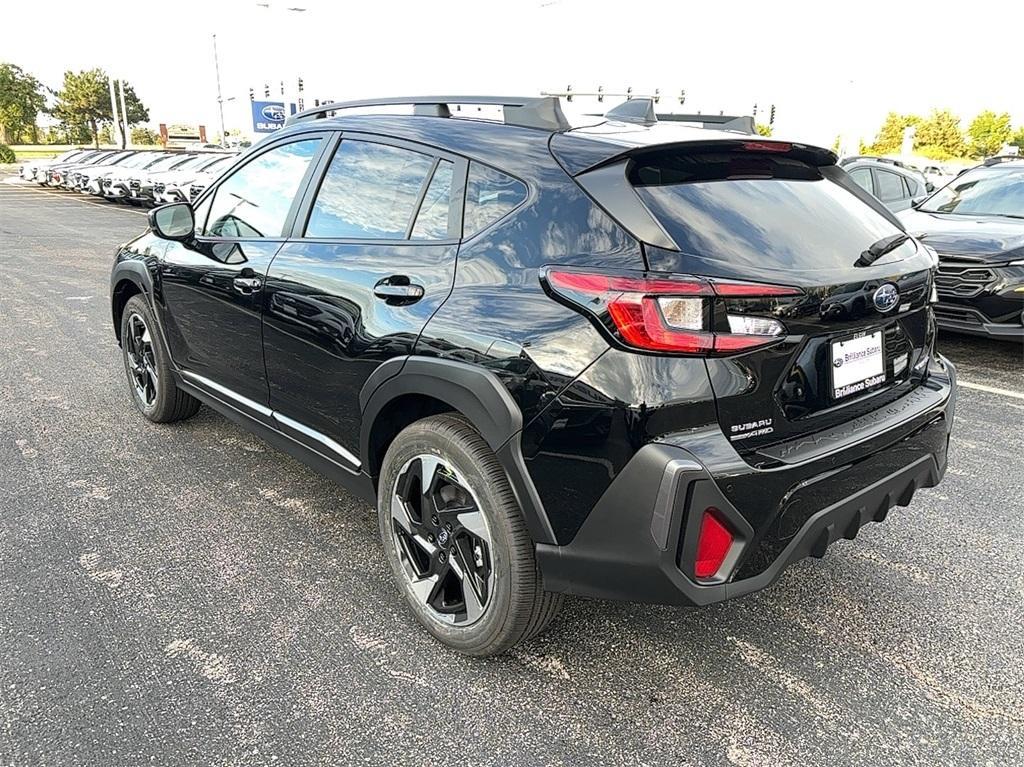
left=0, top=144, right=17, bottom=163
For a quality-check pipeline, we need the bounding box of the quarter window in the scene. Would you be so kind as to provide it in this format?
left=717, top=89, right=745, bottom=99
left=203, top=138, right=321, bottom=238
left=463, top=162, right=528, bottom=236
left=306, top=140, right=435, bottom=239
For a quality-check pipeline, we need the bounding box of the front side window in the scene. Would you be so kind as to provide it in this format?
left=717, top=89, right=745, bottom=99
left=848, top=167, right=872, bottom=193
left=204, top=138, right=321, bottom=238
left=463, top=162, right=528, bottom=236
left=306, top=140, right=435, bottom=239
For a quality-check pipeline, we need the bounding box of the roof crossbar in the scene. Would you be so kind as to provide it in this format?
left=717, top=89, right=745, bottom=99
left=284, top=96, right=570, bottom=132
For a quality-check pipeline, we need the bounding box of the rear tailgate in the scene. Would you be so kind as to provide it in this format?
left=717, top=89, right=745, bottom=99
left=570, top=140, right=938, bottom=458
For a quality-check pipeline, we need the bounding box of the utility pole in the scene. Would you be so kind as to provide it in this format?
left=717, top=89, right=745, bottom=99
left=108, top=77, right=120, bottom=148
left=213, top=33, right=227, bottom=147
left=118, top=80, right=130, bottom=148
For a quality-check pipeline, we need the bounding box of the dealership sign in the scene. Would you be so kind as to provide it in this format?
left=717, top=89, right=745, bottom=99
left=251, top=101, right=296, bottom=133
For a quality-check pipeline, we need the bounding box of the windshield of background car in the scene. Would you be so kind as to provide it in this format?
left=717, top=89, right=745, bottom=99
left=918, top=167, right=1024, bottom=217
left=630, top=150, right=916, bottom=270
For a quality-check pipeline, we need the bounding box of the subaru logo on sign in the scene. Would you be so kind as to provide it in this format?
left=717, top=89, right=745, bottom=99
left=873, top=283, right=899, bottom=313
left=251, top=101, right=293, bottom=133
left=261, top=104, right=286, bottom=122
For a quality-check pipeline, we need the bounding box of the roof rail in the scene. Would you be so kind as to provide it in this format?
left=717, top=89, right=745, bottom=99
left=982, top=154, right=1024, bottom=166
left=283, top=95, right=571, bottom=132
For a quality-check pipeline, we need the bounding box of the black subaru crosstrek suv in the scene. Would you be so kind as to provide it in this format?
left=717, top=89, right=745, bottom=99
left=110, top=96, right=956, bottom=656
left=898, top=157, right=1024, bottom=340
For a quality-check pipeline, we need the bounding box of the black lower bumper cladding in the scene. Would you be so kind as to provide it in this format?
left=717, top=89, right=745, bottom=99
left=536, top=357, right=957, bottom=606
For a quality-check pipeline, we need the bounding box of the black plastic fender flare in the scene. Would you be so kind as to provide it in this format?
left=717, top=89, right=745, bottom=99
left=359, top=356, right=557, bottom=545
left=109, top=259, right=154, bottom=339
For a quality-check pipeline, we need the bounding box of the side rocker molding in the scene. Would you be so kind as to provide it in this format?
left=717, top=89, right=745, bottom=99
left=359, top=356, right=558, bottom=545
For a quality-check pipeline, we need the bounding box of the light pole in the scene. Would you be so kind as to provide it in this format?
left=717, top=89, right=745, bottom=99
left=255, top=4, right=306, bottom=116
left=213, top=33, right=227, bottom=147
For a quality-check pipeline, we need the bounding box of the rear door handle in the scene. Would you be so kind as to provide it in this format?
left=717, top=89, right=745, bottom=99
left=374, top=277, right=424, bottom=304
left=233, top=276, right=262, bottom=293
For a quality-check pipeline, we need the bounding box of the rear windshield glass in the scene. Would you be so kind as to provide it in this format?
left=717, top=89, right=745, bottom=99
left=631, top=152, right=915, bottom=271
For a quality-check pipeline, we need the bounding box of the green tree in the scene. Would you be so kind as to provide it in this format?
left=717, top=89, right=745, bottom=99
left=1010, top=126, right=1024, bottom=152
left=755, top=123, right=772, bottom=137
left=51, top=69, right=150, bottom=149
left=967, top=110, right=1012, bottom=157
left=865, top=112, right=920, bottom=154
left=913, top=109, right=966, bottom=158
left=0, top=63, right=47, bottom=144
left=131, top=126, right=161, bottom=145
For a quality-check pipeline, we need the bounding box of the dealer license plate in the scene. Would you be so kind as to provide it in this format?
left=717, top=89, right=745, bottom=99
left=831, top=331, right=885, bottom=399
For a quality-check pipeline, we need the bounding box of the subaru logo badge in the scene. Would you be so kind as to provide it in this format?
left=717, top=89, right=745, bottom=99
left=872, top=283, right=899, bottom=313
left=261, top=104, right=286, bottom=122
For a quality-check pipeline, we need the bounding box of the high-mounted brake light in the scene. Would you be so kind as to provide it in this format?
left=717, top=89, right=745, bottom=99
left=741, top=141, right=793, bottom=153
left=542, top=268, right=800, bottom=356
left=695, top=509, right=734, bottom=579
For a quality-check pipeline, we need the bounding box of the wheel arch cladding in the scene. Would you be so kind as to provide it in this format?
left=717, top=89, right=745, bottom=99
left=360, top=356, right=558, bottom=545
left=111, top=274, right=145, bottom=343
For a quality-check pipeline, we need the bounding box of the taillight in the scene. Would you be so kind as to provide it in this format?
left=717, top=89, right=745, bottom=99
left=694, top=508, right=734, bottom=579
left=542, top=267, right=799, bottom=356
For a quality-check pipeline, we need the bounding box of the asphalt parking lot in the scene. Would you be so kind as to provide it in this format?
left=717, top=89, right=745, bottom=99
left=1, top=177, right=1023, bottom=767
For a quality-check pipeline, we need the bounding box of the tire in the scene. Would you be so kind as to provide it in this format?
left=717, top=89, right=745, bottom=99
left=378, top=413, right=562, bottom=656
left=119, top=294, right=201, bottom=423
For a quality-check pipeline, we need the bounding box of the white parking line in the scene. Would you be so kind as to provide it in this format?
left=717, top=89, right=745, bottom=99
left=959, top=380, right=1024, bottom=400
left=0, top=186, right=148, bottom=216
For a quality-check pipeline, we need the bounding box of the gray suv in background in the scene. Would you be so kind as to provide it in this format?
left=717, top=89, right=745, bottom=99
left=841, top=156, right=931, bottom=212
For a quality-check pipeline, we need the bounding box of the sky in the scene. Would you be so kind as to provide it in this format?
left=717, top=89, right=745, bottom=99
left=4, top=0, right=1021, bottom=148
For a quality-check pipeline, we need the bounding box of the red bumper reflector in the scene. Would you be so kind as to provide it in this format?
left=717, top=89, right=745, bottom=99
left=695, top=509, right=733, bottom=579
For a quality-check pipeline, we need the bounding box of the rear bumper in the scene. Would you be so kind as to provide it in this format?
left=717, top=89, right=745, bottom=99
left=536, top=356, right=956, bottom=606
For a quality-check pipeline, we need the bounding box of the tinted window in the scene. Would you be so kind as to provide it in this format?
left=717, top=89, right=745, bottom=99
left=919, top=167, right=1024, bottom=216
left=631, top=152, right=915, bottom=271
left=204, top=139, right=320, bottom=238
left=848, top=167, right=872, bottom=193
left=306, top=141, right=434, bottom=239
left=411, top=160, right=454, bottom=239
left=875, top=170, right=905, bottom=202
left=463, top=162, right=528, bottom=236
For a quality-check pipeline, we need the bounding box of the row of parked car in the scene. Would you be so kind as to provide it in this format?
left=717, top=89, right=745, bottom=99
left=18, top=148, right=237, bottom=207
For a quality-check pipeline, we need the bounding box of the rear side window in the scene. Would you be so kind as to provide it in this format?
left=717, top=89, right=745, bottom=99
left=463, top=162, right=527, bottom=236
left=411, top=160, right=454, bottom=239
left=204, top=139, right=321, bottom=238
left=875, top=169, right=905, bottom=202
left=630, top=151, right=915, bottom=271
left=306, top=140, right=434, bottom=239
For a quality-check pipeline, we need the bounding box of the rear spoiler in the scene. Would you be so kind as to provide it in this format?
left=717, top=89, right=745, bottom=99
left=552, top=134, right=838, bottom=177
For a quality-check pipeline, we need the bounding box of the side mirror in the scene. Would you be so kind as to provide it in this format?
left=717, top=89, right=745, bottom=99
left=148, top=202, right=194, bottom=241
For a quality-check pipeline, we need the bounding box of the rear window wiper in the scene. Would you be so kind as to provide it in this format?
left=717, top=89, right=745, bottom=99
left=856, top=233, right=909, bottom=267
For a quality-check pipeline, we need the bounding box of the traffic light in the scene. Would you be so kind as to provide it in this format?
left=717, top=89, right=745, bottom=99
left=264, top=83, right=270, bottom=98
left=249, top=88, right=254, bottom=102
left=297, top=77, right=304, bottom=92
left=770, top=104, right=776, bottom=125
left=753, top=103, right=758, bottom=117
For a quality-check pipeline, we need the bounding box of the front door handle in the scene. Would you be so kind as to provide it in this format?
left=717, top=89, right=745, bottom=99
left=374, top=277, right=424, bottom=305
left=233, top=276, right=262, bottom=293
